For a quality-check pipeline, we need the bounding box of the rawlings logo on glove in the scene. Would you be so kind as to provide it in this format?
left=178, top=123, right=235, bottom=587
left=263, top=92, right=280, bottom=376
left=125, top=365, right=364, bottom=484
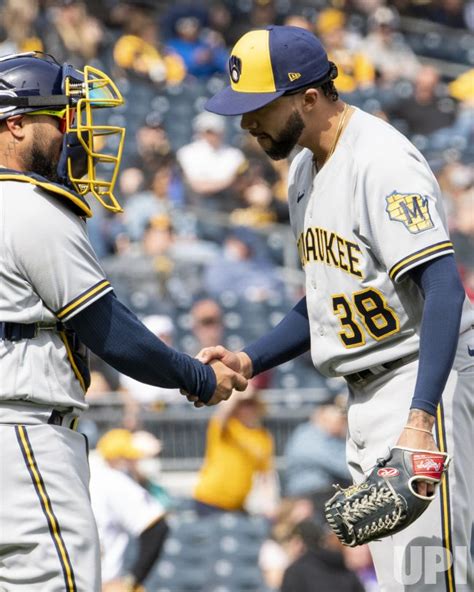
left=324, top=447, right=450, bottom=547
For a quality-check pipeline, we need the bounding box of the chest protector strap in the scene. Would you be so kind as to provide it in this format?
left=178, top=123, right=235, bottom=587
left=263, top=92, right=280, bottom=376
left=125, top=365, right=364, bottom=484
left=0, top=169, right=92, bottom=217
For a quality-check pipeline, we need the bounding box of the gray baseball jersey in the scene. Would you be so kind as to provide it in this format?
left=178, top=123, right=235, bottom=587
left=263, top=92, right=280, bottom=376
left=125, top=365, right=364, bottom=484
left=288, top=107, right=474, bottom=377
left=0, top=175, right=113, bottom=591
left=288, top=107, right=474, bottom=591
left=0, top=178, right=112, bottom=410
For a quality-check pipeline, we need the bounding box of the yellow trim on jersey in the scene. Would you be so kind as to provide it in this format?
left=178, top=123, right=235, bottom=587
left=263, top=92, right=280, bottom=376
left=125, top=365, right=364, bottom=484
left=389, top=242, right=453, bottom=281
left=59, top=331, right=87, bottom=393
left=332, top=292, right=366, bottom=348
left=435, top=405, right=455, bottom=592
left=16, top=426, right=77, bottom=592
left=230, top=30, right=276, bottom=93
left=0, top=173, right=92, bottom=217
left=56, top=280, right=111, bottom=320
left=353, top=286, right=400, bottom=342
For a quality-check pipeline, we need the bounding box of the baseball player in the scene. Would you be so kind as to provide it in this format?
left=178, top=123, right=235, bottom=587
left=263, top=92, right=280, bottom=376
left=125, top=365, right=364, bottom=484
left=191, top=26, right=474, bottom=591
left=0, top=52, right=246, bottom=591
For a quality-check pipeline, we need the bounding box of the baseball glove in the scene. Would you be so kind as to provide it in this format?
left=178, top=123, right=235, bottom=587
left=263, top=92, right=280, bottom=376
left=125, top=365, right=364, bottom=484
left=324, top=446, right=450, bottom=547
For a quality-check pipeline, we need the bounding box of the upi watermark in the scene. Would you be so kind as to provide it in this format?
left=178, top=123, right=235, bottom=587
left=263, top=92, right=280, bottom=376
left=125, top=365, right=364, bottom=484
left=394, top=545, right=468, bottom=585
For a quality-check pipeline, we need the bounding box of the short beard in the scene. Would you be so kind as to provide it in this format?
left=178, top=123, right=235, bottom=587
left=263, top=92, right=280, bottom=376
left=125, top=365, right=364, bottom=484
left=27, top=133, right=61, bottom=183
left=263, top=110, right=305, bottom=160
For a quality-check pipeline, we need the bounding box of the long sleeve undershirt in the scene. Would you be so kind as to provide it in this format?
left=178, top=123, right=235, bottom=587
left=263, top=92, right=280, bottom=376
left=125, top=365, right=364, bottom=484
left=243, top=255, right=464, bottom=416
left=66, top=292, right=216, bottom=403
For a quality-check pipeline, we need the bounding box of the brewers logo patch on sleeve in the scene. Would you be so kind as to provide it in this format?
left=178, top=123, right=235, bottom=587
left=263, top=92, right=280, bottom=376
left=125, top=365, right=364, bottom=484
left=385, top=191, right=434, bottom=234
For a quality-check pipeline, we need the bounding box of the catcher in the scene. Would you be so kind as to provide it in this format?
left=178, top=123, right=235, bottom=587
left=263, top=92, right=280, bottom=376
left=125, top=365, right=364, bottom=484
left=0, top=52, right=246, bottom=591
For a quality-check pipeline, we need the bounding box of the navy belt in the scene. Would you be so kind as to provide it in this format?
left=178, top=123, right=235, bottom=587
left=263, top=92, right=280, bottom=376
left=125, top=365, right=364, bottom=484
left=344, top=352, right=419, bottom=386
left=47, top=409, right=79, bottom=430
left=0, top=321, right=64, bottom=341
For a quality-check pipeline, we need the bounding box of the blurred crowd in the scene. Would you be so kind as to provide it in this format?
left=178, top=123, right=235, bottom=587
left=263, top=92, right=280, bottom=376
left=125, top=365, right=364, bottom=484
left=1, top=0, right=472, bottom=590
left=0, top=0, right=471, bottom=322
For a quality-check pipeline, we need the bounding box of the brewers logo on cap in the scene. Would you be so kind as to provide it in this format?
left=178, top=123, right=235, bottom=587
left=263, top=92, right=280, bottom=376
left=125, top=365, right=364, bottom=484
left=229, top=56, right=242, bottom=83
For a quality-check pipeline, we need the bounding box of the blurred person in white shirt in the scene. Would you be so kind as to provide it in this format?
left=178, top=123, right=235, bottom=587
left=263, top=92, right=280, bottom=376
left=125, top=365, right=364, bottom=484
left=177, top=112, right=246, bottom=209
left=89, top=429, right=168, bottom=592
left=120, top=315, right=182, bottom=407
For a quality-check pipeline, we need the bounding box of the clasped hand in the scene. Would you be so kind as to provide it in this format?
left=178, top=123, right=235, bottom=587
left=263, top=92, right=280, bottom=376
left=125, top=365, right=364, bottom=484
left=182, top=346, right=252, bottom=407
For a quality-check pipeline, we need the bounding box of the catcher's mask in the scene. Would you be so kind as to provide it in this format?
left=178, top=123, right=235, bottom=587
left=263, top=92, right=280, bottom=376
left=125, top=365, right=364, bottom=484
left=0, top=52, right=125, bottom=213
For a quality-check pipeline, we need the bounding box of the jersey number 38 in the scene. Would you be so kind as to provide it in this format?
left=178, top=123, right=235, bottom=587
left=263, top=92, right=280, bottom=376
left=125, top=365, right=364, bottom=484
left=332, top=288, right=400, bottom=348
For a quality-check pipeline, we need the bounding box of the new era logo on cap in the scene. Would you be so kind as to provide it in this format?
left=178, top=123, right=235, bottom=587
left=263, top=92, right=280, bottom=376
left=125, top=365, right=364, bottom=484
left=205, top=25, right=333, bottom=116
left=288, top=72, right=302, bottom=82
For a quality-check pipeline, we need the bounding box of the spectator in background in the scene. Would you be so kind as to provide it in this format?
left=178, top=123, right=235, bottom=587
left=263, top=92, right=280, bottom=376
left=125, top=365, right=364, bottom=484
left=90, top=429, right=169, bottom=592
left=113, top=3, right=185, bottom=86
left=230, top=155, right=290, bottom=228
left=101, top=214, right=175, bottom=307
left=131, top=430, right=172, bottom=509
left=177, top=112, right=246, bottom=211
left=120, top=315, right=183, bottom=413
left=359, top=6, right=420, bottom=84
left=189, top=298, right=225, bottom=353
left=281, top=518, right=365, bottom=592
left=259, top=497, right=315, bottom=590
left=230, top=178, right=278, bottom=228
left=166, top=15, right=227, bottom=79
left=193, top=384, right=278, bottom=516
left=388, top=65, right=456, bottom=136
left=424, top=0, right=469, bottom=29
left=445, top=167, right=474, bottom=284
left=189, top=297, right=276, bottom=387
left=238, top=132, right=291, bottom=222
left=428, top=68, right=474, bottom=151
left=124, top=161, right=184, bottom=242
left=284, top=13, right=314, bottom=31
left=206, top=0, right=235, bottom=46
left=283, top=395, right=351, bottom=499
left=203, top=226, right=284, bottom=302
left=438, top=160, right=474, bottom=217
left=127, top=117, right=176, bottom=178
left=119, top=167, right=146, bottom=203
left=0, top=0, right=42, bottom=55
left=42, top=0, right=104, bottom=67
left=104, top=213, right=219, bottom=308
left=316, top=8, right=375, bottom=95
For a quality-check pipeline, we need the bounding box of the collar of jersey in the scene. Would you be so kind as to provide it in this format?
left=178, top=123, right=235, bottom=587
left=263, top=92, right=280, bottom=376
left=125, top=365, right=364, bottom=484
left=0, top=168, right=92, bottom=218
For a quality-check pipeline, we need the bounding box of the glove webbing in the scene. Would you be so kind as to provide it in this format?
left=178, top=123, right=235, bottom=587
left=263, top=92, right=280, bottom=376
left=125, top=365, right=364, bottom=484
left=327, top=482, right=407, bottom=546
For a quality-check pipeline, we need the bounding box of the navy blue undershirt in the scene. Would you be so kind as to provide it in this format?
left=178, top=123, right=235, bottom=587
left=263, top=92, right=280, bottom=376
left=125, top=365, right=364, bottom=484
left=66, top=293, right=216, bottom=403
left=244, top=255, right=464, bottom=416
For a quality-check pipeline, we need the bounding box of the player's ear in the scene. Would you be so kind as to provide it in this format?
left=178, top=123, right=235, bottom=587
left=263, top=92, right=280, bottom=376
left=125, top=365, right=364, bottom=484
left=301, top=88, right=319, bottom=112
left=4, top=115, right=26, bottom=139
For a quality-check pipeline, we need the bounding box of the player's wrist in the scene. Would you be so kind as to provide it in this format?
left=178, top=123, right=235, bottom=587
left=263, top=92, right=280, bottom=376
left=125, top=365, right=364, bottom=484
left=237, top=351, right=253, bottom=379
left=406, top=408, right=436, bottom=430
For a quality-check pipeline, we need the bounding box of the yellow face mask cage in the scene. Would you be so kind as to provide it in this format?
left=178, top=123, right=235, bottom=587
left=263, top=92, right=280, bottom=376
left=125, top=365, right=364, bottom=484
left=64, top=65, right=125, bottom=213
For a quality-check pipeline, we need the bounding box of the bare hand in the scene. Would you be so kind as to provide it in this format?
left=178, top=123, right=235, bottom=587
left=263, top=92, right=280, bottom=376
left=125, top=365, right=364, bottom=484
left=396, top=409, right=438, bottom=497
left=196, top=345, right=242, bottom=371
left=181, top=356, right=248, bottom=408
left=206, top=359, right=248, bottom=405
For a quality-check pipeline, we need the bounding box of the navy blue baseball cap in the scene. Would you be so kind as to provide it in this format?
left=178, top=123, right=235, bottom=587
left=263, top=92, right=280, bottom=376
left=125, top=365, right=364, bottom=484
left=205, top=25, right=333, bottom=116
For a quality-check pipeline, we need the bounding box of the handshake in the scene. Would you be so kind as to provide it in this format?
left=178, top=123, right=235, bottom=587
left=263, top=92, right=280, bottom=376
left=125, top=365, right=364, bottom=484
left=184, top=346, right=254, bottom=407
